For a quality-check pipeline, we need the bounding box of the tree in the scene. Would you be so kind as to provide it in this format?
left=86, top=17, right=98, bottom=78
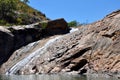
left=68, top=20, right=79, bottom=27
left=0, top=0, right=29, bottom=19
left=0, top=0, right=18, bottom=19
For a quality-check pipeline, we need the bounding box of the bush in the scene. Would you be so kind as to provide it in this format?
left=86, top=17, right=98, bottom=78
left=0, top=20, right=7, bottom=25
left=0, top=0, right=46, bottom=26
left=41, top=22, right=48, bottom=29
left=16, top=18, right=22, bottom=24
left=0, top=0, right=18, bottom=19
left=68, top=20, right=79, bottom=27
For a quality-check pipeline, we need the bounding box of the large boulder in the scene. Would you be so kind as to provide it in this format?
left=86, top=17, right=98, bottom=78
left=45, top=18, right=70, bottom=35
left=0, top=26, right=14, bottom=64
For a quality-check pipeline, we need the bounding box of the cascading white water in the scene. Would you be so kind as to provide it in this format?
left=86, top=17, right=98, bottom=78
left=6, top=28, right=79, bottom=75
left=6, top=36, right=62, bottom=75
left=69, top=28, right=79, bottom=33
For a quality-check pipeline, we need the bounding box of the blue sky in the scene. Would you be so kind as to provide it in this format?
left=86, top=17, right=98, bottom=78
left=29, top=0, right=120, bottom=23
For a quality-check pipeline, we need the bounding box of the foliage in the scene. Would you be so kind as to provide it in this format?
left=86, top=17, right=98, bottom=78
left=68, top=20, right=79, bottom=27
left=68, top=20, right=88, bottom=27
left=16, top=18, right=22, bottom=25
left=0, top=20, right=7, bottom=25
left=41, top=22, right=48, bottom=29
left=0, top=0, right=47, bottom=26
left=0, top=0, right=18, bottom=19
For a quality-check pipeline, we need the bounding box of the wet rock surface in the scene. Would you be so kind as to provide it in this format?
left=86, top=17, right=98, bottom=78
left=0, top=10, right=120, bottom=77
left=8, top=18, right=69, bottom=50
left=0, top=18, right=69, bottom=65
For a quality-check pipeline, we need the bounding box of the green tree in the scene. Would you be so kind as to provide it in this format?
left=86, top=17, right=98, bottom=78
left=68, top=20, right=79, bottom=27
left=0, top=0, right=18, bottom=19
left=0, top=0, right=29, bottom=19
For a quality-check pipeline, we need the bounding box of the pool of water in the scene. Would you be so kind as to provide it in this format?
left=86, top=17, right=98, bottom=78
left=0, top=74, right=119, bottom=80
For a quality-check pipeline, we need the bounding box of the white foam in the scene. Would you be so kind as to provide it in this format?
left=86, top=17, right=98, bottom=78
left=6, top=36, right=62, bottom=75
left=70, top=28, right=79, bottom=33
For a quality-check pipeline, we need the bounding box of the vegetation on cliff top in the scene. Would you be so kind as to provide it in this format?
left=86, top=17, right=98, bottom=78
left=0, top=0, right=47, bottom=26
left=67, top=20, right=88, bottom=27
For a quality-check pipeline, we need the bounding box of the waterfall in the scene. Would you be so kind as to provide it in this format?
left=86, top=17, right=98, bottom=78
left=6, top=36, right=62, bottom=75
left=69, top=28, right=79, bottom=33
left=6, top=28, right=79, bottom=75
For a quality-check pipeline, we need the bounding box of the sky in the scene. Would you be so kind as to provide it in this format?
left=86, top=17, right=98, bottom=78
left=29, top=0, right=120, bottom=23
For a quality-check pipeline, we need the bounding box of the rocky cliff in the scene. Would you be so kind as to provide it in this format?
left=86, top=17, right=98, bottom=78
left=0, top=26, right=14, bottom=65
left=0, top=10, right=120, bottom=78
left=0, top=18, right=69, bottom=65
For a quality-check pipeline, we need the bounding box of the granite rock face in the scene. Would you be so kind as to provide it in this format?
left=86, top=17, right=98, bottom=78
left=8, top=23, right=43, bottom=50
left=0, top=18, right=69, bottom=66
left=0, top=10, right=120, bottom=77
left=18, top=10, right=120, bottom=75
left=8, top=18, right=69, bottom=50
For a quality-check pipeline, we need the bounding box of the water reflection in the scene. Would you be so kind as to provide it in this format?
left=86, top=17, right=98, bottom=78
left=0, top=74, right=119, bottom=80
left=0, top=74, right=86, bottom=80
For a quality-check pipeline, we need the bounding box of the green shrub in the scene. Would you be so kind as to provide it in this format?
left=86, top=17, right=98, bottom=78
left=0, top=0, right=47, bottom=26
left=0, top=0, right=18, bottom=19
left=68, top=20, right=85, bottom=27
left=68, top=20, right=78, bottom=27
left=41, top=22, right=48, bottom=29
left=0, top=20, right=7, bottom=25
left=0, top=20, right=13, bottom=26
left=16, top=18, right=22, bottom=24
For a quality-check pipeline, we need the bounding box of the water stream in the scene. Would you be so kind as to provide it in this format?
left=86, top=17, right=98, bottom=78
left=6, top=36, right=62, bottom=75
left=70, top=28, right=79, bottom=33
left=6, top=28, right=79, bottom=75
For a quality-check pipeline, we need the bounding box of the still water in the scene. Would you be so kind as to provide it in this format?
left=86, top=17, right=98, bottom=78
left=0, top=74, right=119, bottom=80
